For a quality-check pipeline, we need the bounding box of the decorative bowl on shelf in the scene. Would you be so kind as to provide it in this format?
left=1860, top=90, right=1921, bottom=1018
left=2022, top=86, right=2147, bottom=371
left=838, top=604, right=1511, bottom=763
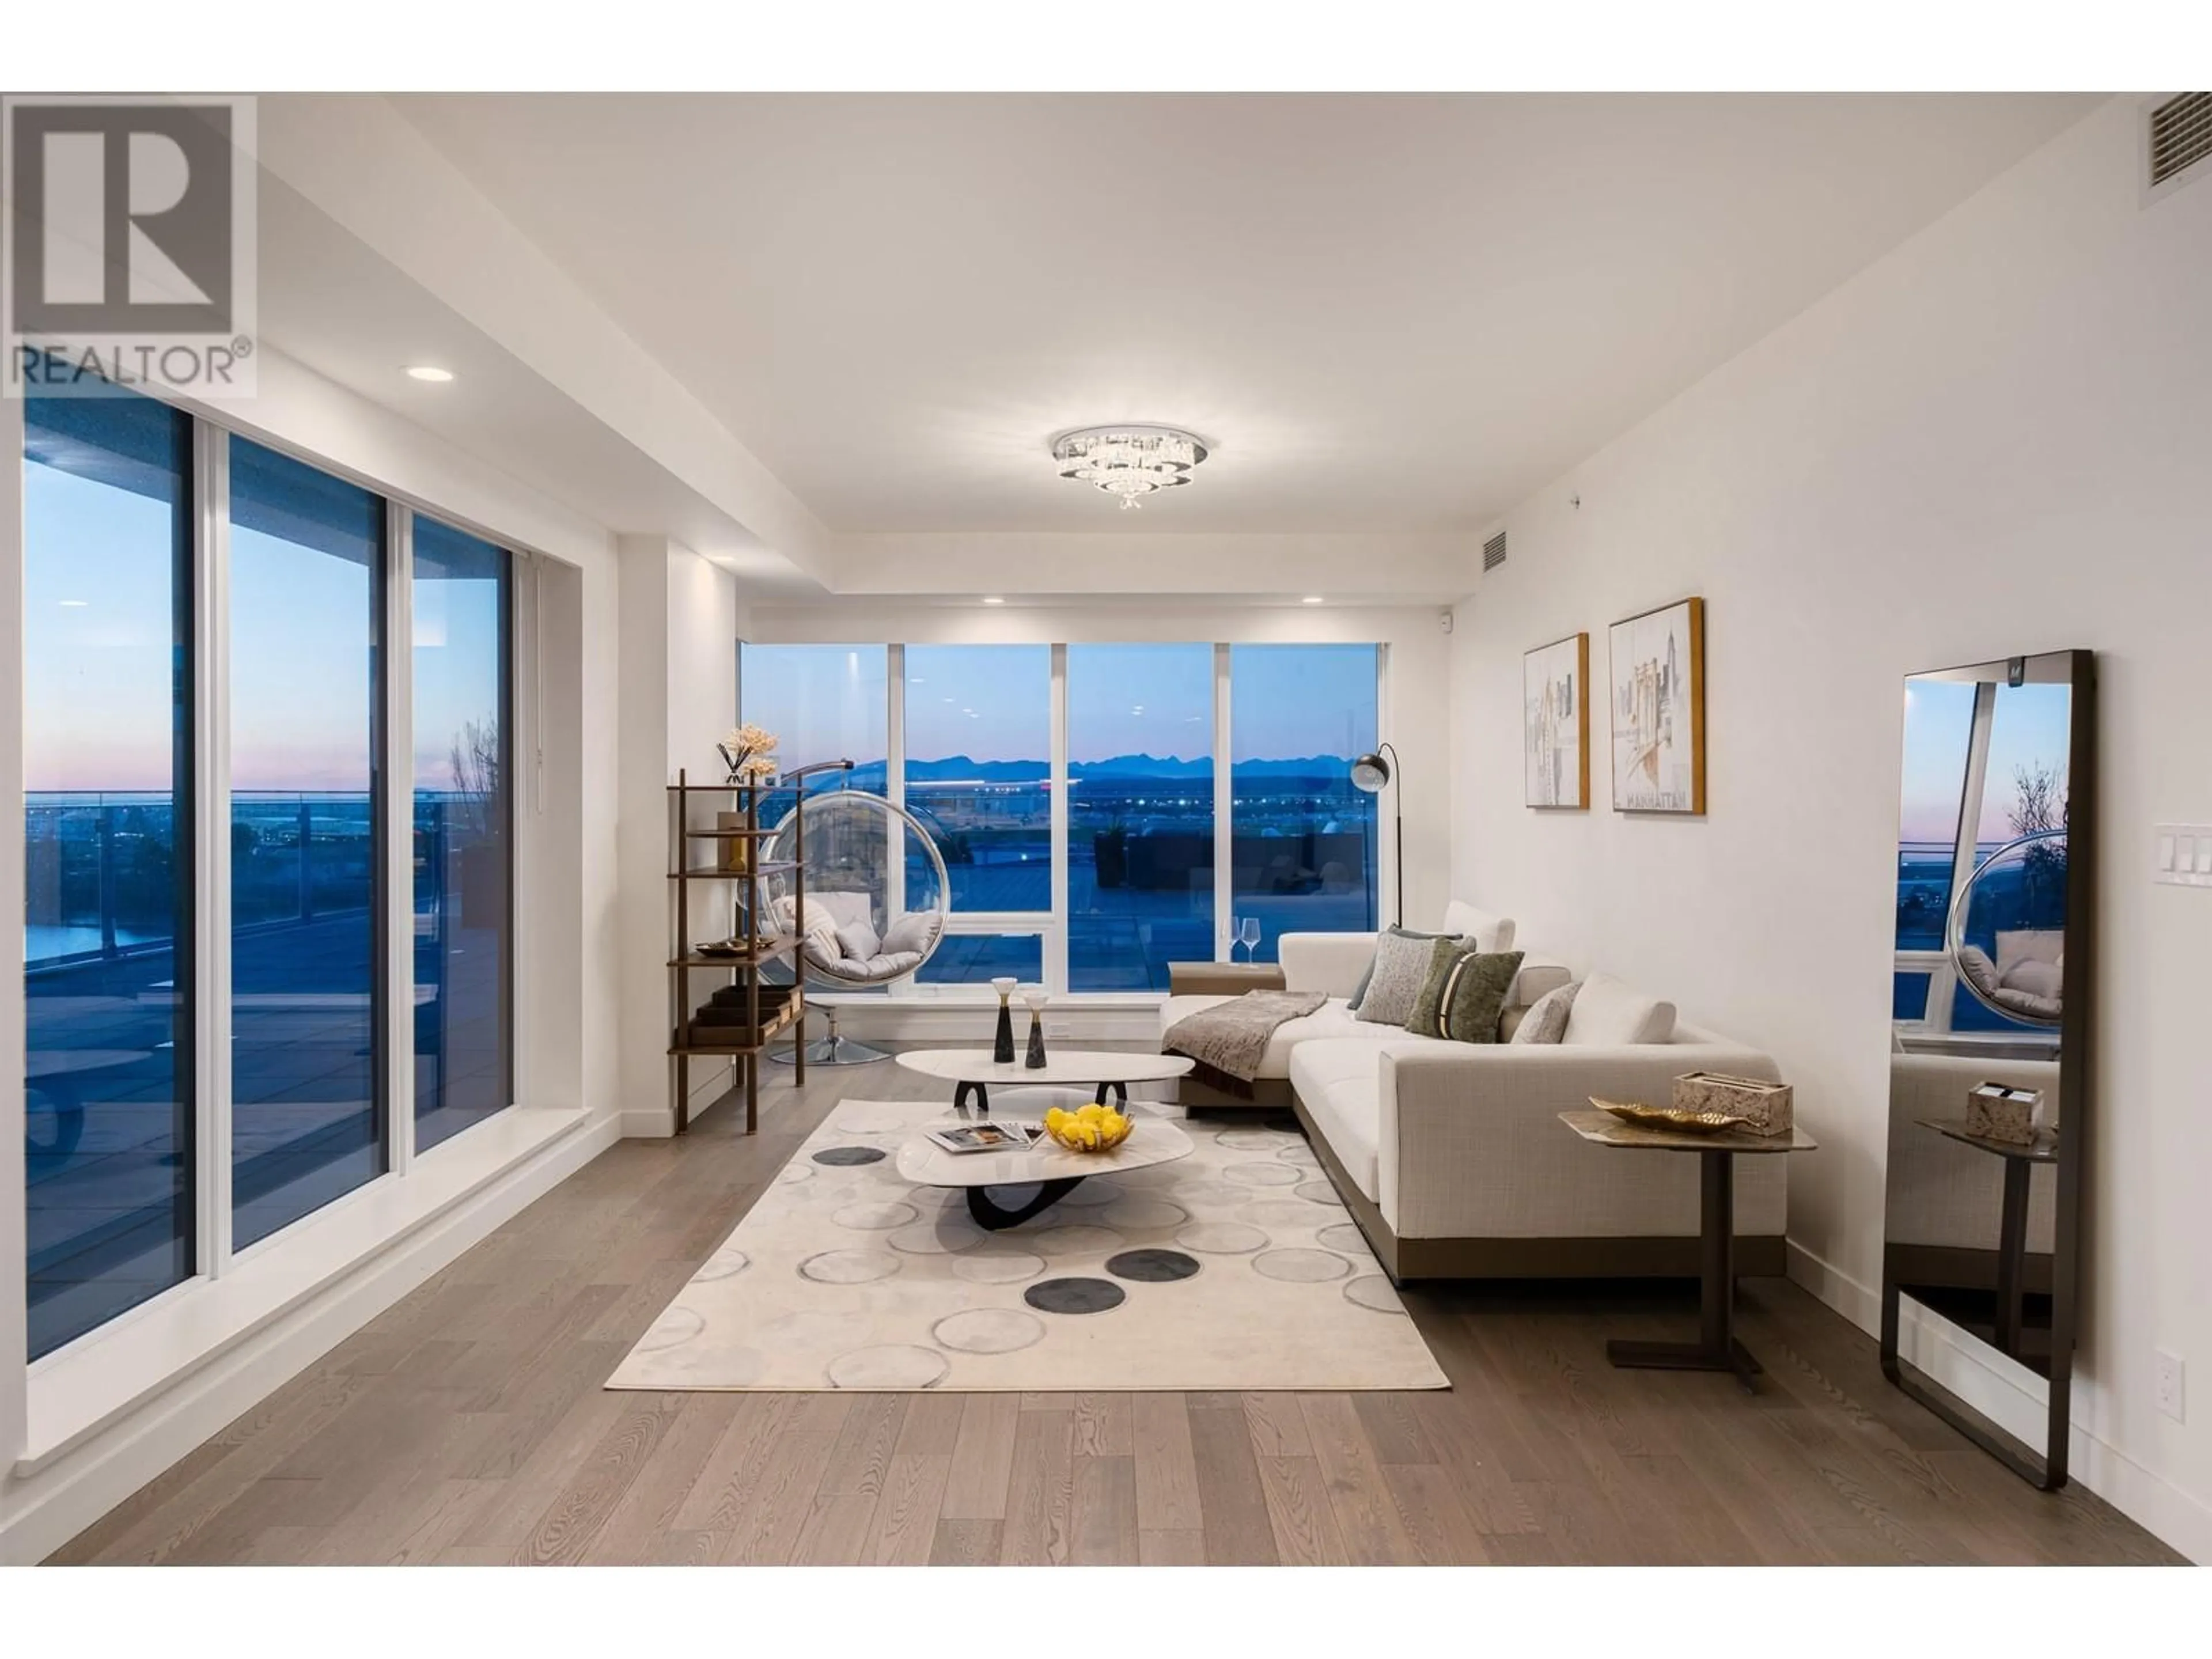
left=693, top=937, right=764, bottom=959
left=1042, top=1104, right=1135, bottom=1153
left=1592, top=1096, right=1747, bottom=1135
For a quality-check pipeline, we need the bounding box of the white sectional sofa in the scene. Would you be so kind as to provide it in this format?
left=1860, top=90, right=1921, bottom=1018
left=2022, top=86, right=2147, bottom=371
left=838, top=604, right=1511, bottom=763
left=1160, top=902, right=1546, bottom=1109
left=1158, top=902, right=1787, bottom=1282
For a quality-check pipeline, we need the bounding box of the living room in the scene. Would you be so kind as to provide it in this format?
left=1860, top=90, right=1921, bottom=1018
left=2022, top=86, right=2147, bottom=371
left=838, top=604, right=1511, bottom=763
left=3, top=5, right=2209, bottom=1643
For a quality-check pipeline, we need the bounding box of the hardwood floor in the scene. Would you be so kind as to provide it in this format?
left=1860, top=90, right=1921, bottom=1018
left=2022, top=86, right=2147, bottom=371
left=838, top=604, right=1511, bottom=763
left=47, top=1054, right=2184, bottom=1566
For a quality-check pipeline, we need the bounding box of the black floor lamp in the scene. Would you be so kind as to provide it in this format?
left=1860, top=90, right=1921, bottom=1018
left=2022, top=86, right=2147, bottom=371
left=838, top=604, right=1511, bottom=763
left=1350, top=743, right=1403, bottom=929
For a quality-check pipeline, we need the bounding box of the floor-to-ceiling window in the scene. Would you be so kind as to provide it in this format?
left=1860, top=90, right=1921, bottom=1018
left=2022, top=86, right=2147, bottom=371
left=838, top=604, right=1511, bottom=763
left=905, top=645, right=1050, bottom=983
left=412, top=516, right=513, bottom=1152
left=228, top=438, right=386, bottom=1249
left=1229, top=644, right=1380, bottom=962
left=22, top=385, right=195, bottom=1358
left=22, top=386, right=523, bottom=1358
left=1067, top=644, right=1215, bottom=989
left=734, top=634, right=1384, bottom=993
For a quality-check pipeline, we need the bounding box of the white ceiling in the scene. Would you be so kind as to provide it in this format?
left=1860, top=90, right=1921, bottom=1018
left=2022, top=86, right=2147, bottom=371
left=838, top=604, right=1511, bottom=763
left=392, top=92, right=2099, bottom=537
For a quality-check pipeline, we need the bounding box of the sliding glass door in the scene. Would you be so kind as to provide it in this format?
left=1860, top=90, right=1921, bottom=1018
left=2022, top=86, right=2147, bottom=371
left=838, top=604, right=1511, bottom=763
left=22, top=386, right=196, bottom=1358
left=22, top=392, right=525, bottom=1354
left=412, top=516, right=513, bottom=1152
left=228, top=438, right=387, bottom=1249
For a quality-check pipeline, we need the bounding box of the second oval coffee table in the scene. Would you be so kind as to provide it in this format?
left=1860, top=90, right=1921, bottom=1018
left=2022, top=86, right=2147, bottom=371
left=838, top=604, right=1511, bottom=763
left=894, top=1112, right=1196, bottom=1230
left=892, top=1048, right=1194, bottom=1116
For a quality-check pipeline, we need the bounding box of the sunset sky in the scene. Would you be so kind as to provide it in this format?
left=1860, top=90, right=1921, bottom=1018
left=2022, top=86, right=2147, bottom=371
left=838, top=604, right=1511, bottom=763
left=24, top=458, right=503, bottom=795
left=1899, top=677, right=2072, bottom=846
left=742, top=641, right=1377, bottom=770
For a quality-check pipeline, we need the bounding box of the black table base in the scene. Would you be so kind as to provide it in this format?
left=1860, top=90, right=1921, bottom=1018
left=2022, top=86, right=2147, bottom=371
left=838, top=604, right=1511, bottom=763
left=966, top=1178, right=1085, bottom=1231
left=946, top=1077, right=1138, bottom=1229
left=1606, top=1146, right=1762, bottom=1393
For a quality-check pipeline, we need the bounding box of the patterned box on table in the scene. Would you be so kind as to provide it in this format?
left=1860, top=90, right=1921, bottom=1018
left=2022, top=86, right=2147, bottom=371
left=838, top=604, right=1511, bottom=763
left=1965, top=1082, right=2043, bottom=1146
left=1672, top=1071, right=1794, bottom=1137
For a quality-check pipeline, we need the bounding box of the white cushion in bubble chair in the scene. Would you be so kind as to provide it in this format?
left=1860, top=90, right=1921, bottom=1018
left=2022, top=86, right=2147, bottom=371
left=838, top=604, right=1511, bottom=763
left=774, top=890, right=942, bottom=984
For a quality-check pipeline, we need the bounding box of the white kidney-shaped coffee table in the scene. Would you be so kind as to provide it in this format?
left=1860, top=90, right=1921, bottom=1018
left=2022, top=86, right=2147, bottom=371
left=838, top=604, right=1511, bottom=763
left=892, top=1048, right=1194, bottom=1116
left=895, top=1113, right=1196, bottom=1230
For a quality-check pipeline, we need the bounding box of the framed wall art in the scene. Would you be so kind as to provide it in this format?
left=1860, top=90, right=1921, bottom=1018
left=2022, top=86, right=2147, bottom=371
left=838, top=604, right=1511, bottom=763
left=1523, top=632, right=1589, bottom=809
left=1607, top=597, right=1705, bottom=814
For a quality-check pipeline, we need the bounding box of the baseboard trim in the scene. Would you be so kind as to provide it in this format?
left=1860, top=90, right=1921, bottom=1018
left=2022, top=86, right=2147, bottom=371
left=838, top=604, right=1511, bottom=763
left=0, top=1110, right=623, bottom=1565
left=1786, top=1238, right=2209, bottom=1564
left=834, top=1003, right=1162, bottom=1044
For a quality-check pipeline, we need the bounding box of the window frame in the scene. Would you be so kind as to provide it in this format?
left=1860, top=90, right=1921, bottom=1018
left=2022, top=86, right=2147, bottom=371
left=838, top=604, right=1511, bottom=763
left=737, top=635, right=1389, bottom=999
left=20, top=387, right=530, bottom=1361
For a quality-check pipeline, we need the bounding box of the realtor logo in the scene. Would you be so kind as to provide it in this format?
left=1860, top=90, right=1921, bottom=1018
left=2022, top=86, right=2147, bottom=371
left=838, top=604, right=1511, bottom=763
left=4, top=93, right=258, bottom=397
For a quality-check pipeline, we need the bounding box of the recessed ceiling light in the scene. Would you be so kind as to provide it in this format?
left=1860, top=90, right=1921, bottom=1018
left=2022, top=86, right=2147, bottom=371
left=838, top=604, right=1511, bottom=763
left=1301, top=596, right=1324, bottom=605
left=982, top=596, right=1005, bottom=606
left=58, top=599, right=88, bottom=607
left=404, top=365, right=456, bottom=383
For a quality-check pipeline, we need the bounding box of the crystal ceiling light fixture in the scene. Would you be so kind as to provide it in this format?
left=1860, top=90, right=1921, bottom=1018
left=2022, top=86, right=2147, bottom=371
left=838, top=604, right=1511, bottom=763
left=1051, top=425, right=1209, bottom=510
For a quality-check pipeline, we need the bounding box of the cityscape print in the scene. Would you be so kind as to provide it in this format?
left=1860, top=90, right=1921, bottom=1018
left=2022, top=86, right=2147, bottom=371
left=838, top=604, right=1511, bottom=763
left=1523, top=632, right=1589, bottom=808
left=1608, top=597, right=1705, bottom=813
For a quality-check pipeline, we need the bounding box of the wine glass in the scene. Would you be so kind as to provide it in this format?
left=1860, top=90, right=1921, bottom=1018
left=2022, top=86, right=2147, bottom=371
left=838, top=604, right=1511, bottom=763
left=1238, top=916, right=1262, bottom=964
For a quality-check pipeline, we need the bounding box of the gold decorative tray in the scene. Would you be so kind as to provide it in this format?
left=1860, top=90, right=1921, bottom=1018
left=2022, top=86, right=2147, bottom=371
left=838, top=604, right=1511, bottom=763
left=1591, top=1097, right=1748, bottom=1135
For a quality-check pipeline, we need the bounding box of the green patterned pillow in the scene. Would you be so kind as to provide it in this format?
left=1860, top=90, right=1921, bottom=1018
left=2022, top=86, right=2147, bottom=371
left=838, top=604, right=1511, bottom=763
left=1405, top=941, right=1525, bottom=1043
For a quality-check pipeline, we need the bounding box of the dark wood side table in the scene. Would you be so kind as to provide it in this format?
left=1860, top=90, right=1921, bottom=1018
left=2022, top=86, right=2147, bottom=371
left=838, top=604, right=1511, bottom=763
left=1558, top=1110, right=1818, bottom=1392
left=1914, top=1118, right=2058, bottom=1362
left=1166, top=961, right=1287, bottom=998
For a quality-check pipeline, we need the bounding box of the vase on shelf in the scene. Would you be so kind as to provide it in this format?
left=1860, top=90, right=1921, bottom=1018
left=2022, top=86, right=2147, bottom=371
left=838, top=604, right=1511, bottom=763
left=1024, top=994, right=1050, bottom=1070
left=716, top=810, right=752, bottom=873
left=991, top=976, right=1017, bottom=1064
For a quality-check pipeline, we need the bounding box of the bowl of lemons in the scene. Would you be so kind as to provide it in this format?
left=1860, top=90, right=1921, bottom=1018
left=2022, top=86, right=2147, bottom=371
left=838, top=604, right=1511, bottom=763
left=1042, top=1102, right=1136, bottom=1154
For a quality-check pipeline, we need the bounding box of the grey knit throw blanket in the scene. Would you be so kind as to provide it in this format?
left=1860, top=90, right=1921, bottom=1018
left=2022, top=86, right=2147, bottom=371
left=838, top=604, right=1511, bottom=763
left=1162, top=990, right=1327, bottom=1098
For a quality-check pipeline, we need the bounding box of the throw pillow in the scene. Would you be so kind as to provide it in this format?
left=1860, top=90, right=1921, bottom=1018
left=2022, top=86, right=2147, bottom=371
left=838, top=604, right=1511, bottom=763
left=1510, top=978, right=1582, bottom=1044
left=1406, top=941, right=1525, bottom=1043
left=1561, top=972, right=1676, bottom=1046
left=1349, top=925, right=1456, bottom=1009
left=880, top=910, right=940, bottom=957
left=834, top=918, right=882, bottom=961
left=1351, top=929, right=1448, bottom=1025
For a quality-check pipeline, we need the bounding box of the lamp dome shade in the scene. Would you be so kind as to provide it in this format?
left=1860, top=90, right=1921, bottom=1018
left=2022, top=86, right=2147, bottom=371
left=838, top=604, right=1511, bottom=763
left=1350, top=751, right=1392, bottom=793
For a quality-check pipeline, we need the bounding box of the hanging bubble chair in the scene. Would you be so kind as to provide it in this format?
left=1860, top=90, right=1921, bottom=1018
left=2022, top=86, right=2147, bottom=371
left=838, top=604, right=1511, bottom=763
left=1946, top=828, right=2067, bottom=1029
left=763, top=782, right=951, bottom=1066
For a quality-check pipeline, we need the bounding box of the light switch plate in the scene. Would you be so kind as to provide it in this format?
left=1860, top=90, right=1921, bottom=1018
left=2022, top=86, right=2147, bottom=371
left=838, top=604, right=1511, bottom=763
left=2153, top=825, right=2212, bottom=888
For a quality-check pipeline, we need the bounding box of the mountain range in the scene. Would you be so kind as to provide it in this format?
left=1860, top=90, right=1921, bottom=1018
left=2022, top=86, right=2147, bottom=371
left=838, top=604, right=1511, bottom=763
left=835, top=754, right=1359, bottom=784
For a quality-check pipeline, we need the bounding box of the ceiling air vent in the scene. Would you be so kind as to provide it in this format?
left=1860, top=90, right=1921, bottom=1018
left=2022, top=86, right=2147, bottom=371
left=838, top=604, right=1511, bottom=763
left=2150, top=92, right=2212, bottom=188
left=1482, top=532, right=1508, bottom=573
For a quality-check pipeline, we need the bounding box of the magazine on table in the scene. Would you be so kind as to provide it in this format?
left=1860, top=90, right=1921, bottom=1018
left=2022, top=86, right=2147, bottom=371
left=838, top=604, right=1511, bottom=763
left=926, top=1121, right=1040, bottom=1154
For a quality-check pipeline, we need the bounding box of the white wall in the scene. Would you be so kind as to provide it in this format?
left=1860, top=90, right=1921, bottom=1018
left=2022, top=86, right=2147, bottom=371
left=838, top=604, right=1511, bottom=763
left=1450, top=96, right=2211, bottom=1559
left=617, top=537, right=752, bottom=1135
left=751, top=601, right=1457, bottom=937
left=1, top=347, right=628, bottom=1562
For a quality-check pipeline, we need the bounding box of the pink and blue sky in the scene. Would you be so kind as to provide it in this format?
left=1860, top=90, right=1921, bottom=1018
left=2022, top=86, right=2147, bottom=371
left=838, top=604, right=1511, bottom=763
left=743, top=641, right=1377, bottom=770
left=1899, top=677, right=2072, bottom=845
left=25, top=461, right=502, bottom=794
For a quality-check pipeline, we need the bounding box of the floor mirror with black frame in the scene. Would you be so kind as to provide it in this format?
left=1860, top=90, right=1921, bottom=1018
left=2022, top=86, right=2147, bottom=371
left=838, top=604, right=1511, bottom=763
left=1880, top=648, right=2094, bottom=1489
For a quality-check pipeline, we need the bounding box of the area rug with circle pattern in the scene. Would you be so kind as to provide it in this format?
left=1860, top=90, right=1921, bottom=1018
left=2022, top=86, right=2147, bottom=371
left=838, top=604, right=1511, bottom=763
left=606, top=1098, right=1449, bottom=1392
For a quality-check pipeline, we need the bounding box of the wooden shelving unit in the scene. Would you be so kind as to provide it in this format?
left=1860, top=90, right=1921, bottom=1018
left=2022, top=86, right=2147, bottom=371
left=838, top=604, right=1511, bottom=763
left=667, top=768, right=806, bottom=1133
